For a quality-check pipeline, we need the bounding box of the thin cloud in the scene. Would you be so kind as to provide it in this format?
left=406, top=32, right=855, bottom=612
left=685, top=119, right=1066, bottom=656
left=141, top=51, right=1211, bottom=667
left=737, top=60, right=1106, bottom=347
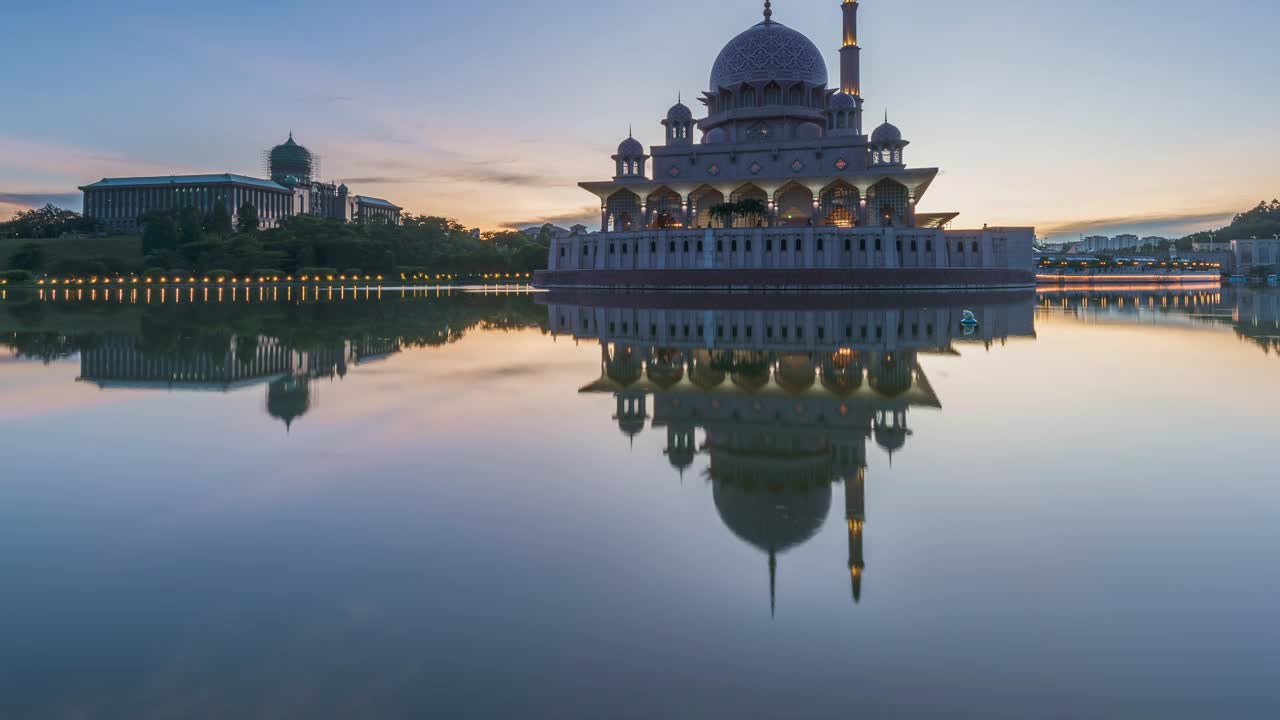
left=500, top=205, right=599, bottom=230
left=1039, top=209, right=1237, bottom=237
left=0, top=192, right=81, bottom=207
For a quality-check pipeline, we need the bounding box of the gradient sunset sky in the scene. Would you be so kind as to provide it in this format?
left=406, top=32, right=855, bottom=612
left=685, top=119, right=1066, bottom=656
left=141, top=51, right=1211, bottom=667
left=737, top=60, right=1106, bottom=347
left=1, top=0, right=1276, bottom=239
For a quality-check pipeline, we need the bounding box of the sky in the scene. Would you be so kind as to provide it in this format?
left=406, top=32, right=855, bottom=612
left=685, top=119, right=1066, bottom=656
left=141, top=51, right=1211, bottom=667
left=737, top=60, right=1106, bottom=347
left=1, top=0, right=1276, bottom=240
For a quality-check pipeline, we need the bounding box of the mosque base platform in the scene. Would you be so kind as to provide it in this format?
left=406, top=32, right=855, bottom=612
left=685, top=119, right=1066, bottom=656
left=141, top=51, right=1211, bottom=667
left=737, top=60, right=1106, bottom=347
left=533, top=268, right=1036, bottom=293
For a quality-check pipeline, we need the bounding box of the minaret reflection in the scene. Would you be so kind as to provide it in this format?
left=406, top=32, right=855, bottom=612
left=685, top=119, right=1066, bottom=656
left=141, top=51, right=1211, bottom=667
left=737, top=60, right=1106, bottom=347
left=553, top=295, right=1036, bottom=612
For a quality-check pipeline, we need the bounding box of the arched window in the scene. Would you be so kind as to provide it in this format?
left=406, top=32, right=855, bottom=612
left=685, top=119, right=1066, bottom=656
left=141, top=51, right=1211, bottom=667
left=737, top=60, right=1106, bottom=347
left=871, top=179, right=909, bottom=228
left=764, top=82, right=781, bottom=105
left=741, top=86, right=757, bottom=108
left=606, top=190, right=641, bottom=232
left=820, top=182, right=859, bottom=228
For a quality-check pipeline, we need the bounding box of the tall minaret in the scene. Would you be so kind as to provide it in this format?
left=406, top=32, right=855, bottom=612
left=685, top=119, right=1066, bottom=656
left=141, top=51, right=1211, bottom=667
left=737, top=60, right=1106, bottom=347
left=840, top=1, right=862, bottom=97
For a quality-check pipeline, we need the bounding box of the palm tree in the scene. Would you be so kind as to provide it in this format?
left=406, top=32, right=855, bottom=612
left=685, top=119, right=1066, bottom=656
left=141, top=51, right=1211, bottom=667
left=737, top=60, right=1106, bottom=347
left=709, top=202, right=738, bottom=229
left=736, top=198, right=769, bottom=227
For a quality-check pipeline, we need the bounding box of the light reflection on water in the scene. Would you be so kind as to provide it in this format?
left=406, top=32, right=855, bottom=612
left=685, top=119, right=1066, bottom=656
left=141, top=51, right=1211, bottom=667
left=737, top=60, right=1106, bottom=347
left=0, top=287, right=1277, bottom=718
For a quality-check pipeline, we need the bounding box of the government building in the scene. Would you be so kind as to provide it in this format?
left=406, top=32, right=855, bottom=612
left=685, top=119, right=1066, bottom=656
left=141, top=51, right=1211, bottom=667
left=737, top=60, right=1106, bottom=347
left=537, top=1, right=1035, bottom=290
left=79, top=133, right=402, bottom=233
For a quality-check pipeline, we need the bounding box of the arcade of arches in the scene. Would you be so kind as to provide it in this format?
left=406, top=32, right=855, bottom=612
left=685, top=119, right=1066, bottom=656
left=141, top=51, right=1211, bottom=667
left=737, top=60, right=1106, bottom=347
left=603, top=179, right=914, bottom=231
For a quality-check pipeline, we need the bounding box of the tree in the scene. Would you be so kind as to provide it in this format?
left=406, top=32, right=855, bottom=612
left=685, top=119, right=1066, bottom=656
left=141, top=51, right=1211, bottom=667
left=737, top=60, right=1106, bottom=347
left=236, top=201, right=260, bottom=233
left=140, top=212, right=180, bottom=254
left=8, top=242, right=46, bottom=271
left=0, top=204, right=91, bottom=239
left=178, top=206, right=204, bottom=245
left=737, top=198, right=769, bottom=226
left=710, top=202, right=737, bottom=229
left=205, top=200, right=233, bottom=237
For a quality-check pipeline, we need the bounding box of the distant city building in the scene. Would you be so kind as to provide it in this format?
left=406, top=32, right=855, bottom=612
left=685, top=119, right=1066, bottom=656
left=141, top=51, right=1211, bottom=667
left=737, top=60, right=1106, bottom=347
left=1231, top=239, right=1280, bottom=273
left=1080, top=236, right=1109, bottom=252
left=1078, top=234, right=1170, bottom=253
left=1193, top=239, right=1232, bottom=252
left=79, top=133, right=402, bottom=233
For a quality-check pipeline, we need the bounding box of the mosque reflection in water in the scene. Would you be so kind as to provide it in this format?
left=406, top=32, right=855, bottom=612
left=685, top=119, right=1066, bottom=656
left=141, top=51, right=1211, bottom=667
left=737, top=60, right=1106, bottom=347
left=546, top=296, right=1038, bottom=611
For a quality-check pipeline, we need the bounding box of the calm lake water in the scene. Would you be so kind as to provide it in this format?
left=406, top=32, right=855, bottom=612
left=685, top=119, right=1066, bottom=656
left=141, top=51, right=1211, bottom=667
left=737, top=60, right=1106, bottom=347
left=1, top=285, right=1277, bottom=719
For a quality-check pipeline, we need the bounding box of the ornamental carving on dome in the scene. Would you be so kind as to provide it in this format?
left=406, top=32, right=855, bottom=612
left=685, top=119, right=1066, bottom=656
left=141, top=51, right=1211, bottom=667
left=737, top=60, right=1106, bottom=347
left=709, top=22, right=828, bottom=91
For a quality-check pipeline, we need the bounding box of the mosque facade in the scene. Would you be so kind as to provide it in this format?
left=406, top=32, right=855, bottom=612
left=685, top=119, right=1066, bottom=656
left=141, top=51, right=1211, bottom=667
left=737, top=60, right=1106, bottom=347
left=537, top=1, right=1035, bottom=289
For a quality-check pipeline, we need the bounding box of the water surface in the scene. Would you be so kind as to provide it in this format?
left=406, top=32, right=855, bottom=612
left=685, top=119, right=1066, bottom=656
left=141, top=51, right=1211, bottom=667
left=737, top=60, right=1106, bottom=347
left=1, top=286, right=1276, bottom=718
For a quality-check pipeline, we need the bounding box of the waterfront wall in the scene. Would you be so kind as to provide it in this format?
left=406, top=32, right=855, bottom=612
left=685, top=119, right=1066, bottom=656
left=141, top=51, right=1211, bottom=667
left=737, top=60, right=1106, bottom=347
left=546, top=226, right=1034, bottom=273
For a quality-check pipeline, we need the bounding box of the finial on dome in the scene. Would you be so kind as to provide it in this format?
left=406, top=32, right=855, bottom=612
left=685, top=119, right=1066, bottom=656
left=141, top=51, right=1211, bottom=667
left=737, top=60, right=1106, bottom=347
left=763, top=0, right=772, bottom=23
left=628, top=124, right=633, bottom=138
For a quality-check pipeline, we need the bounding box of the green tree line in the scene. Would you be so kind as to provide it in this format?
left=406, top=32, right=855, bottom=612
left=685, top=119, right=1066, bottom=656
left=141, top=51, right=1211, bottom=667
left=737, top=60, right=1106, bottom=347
left=5, top=201, right=550, bottom=278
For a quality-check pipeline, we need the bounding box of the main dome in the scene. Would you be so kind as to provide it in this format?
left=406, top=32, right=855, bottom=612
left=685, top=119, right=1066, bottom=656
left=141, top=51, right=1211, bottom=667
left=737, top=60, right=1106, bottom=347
left=709, top=20, right=828, bottom=91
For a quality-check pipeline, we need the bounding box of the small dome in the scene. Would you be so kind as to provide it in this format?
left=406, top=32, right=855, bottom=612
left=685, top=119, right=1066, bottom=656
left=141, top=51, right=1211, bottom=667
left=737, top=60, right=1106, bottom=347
left=666, top=101, right=693, bottom=122
left=795, top=122, right=823, bottom=140
left=338, top=183, right=348, bottom=193
left=830, top=92, right=857, bottom=110
left=617, top=136, right=644, bottom=156
left=703, top=127, right=729, bottom=145
left=874, top=425, right=908, bottom=453
left=871, top=121, right=903, bottom=146
left=282, top=175, right=300, bottom=187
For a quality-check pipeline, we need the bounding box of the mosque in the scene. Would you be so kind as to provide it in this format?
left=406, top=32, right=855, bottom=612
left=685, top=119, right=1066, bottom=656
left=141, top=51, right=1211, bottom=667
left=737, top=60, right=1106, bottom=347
left=537, top=1, right=1035, bottom=290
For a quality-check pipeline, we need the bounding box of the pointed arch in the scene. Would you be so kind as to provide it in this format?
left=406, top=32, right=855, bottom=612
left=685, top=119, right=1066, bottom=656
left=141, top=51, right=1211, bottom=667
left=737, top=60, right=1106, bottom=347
left=605, top=189, right=641, bottom=232
left=820, top=180, right=860, bottom=227
left=764, top=81, right=782, bottom=105
left=775, top=354, right=817, bottom=395
left=774, top=181, right=814, bottom=227
left=730, top=184, right=769, bottom=228
left=646, top=186, right=682, bottom=229
left=786, top=83, right=805, bottom=107
left=690, top=185, right=725, bottom=228
left=870, top=179, right=908, bottom=228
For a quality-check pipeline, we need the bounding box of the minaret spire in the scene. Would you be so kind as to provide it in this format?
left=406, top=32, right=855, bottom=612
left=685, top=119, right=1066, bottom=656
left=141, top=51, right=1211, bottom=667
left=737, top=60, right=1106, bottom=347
left=768, top=551, right=777, bottom=618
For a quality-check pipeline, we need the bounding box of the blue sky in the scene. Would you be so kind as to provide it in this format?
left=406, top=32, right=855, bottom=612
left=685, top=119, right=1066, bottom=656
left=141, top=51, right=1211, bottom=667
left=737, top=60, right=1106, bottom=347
left=1, top=0, right=1276, bottom=239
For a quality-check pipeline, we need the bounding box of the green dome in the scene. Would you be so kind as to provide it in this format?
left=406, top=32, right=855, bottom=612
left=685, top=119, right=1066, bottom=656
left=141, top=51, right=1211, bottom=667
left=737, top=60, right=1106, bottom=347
left=268, top=133, right=313, bottom=183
